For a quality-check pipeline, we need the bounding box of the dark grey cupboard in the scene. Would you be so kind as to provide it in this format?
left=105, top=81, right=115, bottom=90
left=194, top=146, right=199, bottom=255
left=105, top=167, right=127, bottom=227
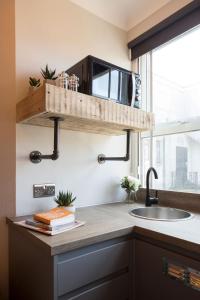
left=134, top=239, right=200, bottom=300
left=9, top=225, right=133, bottom=300
left=9, top=221, right=200, bottom=300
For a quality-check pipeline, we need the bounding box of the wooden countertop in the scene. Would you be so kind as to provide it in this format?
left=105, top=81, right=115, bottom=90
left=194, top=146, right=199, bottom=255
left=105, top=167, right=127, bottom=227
left=7, top=203, right=200, bottom=257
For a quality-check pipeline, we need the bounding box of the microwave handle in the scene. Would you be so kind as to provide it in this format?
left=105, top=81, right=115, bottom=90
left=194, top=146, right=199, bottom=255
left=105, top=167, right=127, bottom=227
left=128, top=73, right=136, bottom=106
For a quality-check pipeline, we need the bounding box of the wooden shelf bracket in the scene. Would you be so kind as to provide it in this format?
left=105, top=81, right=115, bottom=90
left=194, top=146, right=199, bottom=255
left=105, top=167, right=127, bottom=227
left=98, top=129, right=131, bottom=164
left=29, top=117, right=63, bottom=163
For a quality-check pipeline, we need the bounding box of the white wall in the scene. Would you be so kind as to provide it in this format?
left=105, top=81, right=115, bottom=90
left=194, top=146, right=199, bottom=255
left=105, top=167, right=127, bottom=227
left=16, top=125, right=130, bottom=215
left=15, top=0, right=131, bottom=216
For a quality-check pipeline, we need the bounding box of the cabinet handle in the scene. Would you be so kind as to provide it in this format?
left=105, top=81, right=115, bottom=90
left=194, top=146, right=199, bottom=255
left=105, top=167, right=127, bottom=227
left=163, top=258, right=200, bottom=292
left=168, top=263, right=185, bottom=280
left=189, top=269, right=200, bottom=290
left=163, top=258, right=185, bottom=281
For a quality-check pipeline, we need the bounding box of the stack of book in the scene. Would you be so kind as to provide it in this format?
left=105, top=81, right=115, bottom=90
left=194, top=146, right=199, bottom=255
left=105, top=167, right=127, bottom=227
left=15, top=207, right=85, bottom=235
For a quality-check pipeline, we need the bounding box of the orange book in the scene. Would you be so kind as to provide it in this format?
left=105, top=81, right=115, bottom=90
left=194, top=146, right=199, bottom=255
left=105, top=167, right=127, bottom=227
left=34, top=207, right=74, bottom=226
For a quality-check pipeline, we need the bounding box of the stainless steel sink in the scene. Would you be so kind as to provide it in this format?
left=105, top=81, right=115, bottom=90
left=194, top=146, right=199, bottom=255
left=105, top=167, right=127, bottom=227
left=130, top=207, right=192, bottom=221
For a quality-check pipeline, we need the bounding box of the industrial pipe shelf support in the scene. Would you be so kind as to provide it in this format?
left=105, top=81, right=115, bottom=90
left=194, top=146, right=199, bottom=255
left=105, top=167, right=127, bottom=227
left=29, top=117, right=63, bottom=163
left=98, top=129, right=131, bottom=164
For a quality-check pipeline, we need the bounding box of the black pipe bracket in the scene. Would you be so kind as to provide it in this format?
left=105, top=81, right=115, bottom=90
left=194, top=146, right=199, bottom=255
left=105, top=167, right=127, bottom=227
left=29, top=117, right=64, bottom=163
left=98, top=129, right=131, bottom=164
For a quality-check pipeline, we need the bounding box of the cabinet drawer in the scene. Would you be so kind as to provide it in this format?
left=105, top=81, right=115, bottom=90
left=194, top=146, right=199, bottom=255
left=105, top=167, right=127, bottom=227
left=59, top=273, right=129, bottom=300
left=57, top=240, right=130, bottom=296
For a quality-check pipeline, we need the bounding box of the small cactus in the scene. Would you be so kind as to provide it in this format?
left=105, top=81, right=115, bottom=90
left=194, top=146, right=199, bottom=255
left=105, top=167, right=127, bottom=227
left=41, top=64, right=57, bottom=80
left=55, top=191, right=76, bottom=207
left=29, top=77, right=41, bottom=87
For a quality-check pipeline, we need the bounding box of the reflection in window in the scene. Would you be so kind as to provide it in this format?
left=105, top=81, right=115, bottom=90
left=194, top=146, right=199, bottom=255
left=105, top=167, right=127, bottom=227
left=151, top=133, right=200, bottom=193
left=120, top=73, right=129, bottom=105
left=92, top=63, right=109, bottom=98
left=110, top=70, right=119, bottom=100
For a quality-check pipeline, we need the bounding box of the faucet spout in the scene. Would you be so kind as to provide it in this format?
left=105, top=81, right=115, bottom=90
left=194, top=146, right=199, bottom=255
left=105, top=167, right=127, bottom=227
left=146, top=167, right=158, bottom=207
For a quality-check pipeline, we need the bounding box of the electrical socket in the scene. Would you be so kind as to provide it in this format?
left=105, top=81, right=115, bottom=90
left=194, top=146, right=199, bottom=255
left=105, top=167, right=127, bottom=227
left=33, top=183, right=55, bottom=198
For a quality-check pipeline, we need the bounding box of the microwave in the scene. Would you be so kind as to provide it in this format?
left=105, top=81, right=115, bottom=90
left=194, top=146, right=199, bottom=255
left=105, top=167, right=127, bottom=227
left=66, top=55, right=141, bottom=108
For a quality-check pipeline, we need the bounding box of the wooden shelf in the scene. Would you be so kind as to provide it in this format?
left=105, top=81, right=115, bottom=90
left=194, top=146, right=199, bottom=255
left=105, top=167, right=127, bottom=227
left=16, top=84, right=154, bottom=135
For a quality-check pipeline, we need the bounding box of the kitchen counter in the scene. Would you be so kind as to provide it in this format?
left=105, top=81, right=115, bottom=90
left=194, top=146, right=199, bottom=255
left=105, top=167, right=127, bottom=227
left=7, top=202, right=200, bottom=257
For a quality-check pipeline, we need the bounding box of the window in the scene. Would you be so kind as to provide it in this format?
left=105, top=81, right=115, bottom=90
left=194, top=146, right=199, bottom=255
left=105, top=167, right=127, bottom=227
left=139, top=25, right=200, bottom=193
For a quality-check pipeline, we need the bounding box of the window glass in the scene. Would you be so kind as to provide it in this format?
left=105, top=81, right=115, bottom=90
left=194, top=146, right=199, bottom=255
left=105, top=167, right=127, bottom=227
left=152, top=132, right=200, bottom=193
left=141, top=137, right=151, bottom=187
left=140, top=26, right=200, bottom=193
left=152, top=26, right=200, bottom=125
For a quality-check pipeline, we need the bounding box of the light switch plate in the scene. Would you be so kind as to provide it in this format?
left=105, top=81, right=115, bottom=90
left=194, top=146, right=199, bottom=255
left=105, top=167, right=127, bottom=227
left=33, top=183, right=55, bottom=198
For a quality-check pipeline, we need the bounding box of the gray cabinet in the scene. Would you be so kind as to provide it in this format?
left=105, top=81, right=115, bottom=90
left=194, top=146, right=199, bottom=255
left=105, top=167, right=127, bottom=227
left=9, top=222, right=200, bottom=300
left=57, top=239, right=131, bottom=297
left=9, top=226, right=133, bottom=300
left=60, top=274, right=129, bottom=300
left=134, top=239, right=200, bottom=300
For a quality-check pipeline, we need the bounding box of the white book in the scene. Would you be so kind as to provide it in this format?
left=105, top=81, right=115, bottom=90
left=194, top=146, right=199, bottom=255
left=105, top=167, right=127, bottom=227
left=26, top=218, right=75, bottom=231
left=15, top=219, right=85, bottom=236
left=40, top=214, right=75, bottom=227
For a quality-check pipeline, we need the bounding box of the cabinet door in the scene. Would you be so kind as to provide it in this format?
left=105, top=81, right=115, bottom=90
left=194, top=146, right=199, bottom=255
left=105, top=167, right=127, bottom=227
left=59, top=274, right=129, bottom=300
left=135, top=240, right=200, bottom=300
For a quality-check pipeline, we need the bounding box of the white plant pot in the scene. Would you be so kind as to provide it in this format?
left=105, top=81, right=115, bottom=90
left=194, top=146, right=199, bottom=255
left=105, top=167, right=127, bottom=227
left=44, top=79, right=57, bottom=86
left=60, top=205, right=76, bottom=213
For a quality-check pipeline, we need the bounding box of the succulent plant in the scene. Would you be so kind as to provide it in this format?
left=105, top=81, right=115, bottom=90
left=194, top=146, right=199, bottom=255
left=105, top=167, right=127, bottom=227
left=55, top=191, right=76, bottom=207
left=29, top=77, right=41, bottom=87
left=41, top=64, right=57, bottom=80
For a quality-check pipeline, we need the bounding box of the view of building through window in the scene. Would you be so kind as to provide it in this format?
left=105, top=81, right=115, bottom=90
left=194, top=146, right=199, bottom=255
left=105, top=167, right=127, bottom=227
left=141, top=25, right=200, bottom=193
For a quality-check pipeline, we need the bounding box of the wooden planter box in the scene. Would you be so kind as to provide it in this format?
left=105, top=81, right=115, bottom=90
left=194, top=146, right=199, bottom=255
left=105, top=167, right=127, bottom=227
left=16, top=84, right=154, bottom=135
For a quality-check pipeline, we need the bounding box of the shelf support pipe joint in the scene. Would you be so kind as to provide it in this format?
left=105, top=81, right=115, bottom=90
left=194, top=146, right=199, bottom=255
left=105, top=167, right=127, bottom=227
left=98, top=129, right=131, bottom=164
left=29, top=117, right=63, bottom=163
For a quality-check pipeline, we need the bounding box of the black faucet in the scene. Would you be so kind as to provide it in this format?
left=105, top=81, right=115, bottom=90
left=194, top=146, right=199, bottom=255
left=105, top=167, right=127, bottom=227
left=146, top=167, right=159, bottom=207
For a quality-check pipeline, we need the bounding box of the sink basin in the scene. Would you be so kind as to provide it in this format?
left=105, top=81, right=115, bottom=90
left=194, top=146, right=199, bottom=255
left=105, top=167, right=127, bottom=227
left=130, top=207, right=192, bottom=221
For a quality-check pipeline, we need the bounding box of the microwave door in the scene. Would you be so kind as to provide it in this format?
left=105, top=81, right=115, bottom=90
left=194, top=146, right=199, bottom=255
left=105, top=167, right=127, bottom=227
left=110, top=69, right=120, bottom=101
left=92, top=62, right=110, bottom=99
left=120, top=72, right=130, bottom=106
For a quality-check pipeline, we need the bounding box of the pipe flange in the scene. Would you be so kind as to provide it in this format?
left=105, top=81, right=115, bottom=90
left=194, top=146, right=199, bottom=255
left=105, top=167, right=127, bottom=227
left=49, top=116, right=64, bottom=122
left=30, top=151, right=42, bottom=163
left=98, top=154, right=106, bottom=164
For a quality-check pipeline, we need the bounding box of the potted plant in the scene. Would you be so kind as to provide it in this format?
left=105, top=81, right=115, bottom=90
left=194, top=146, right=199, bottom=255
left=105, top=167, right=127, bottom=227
left=121, top=176, right=141, bottom=203
left=54, top=190, right=76, bottom=213
left=41, top=64, right=57, bottom=85
left=29, top=77, right=41, bottom=92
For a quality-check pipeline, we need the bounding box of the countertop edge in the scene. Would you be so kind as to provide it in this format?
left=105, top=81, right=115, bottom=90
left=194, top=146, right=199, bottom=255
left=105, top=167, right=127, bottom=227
left=7, top=218, right=200, bottom=258
left=7, top=203, right=200, bottom=258
left=133, top=226, right=200, bottom=260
